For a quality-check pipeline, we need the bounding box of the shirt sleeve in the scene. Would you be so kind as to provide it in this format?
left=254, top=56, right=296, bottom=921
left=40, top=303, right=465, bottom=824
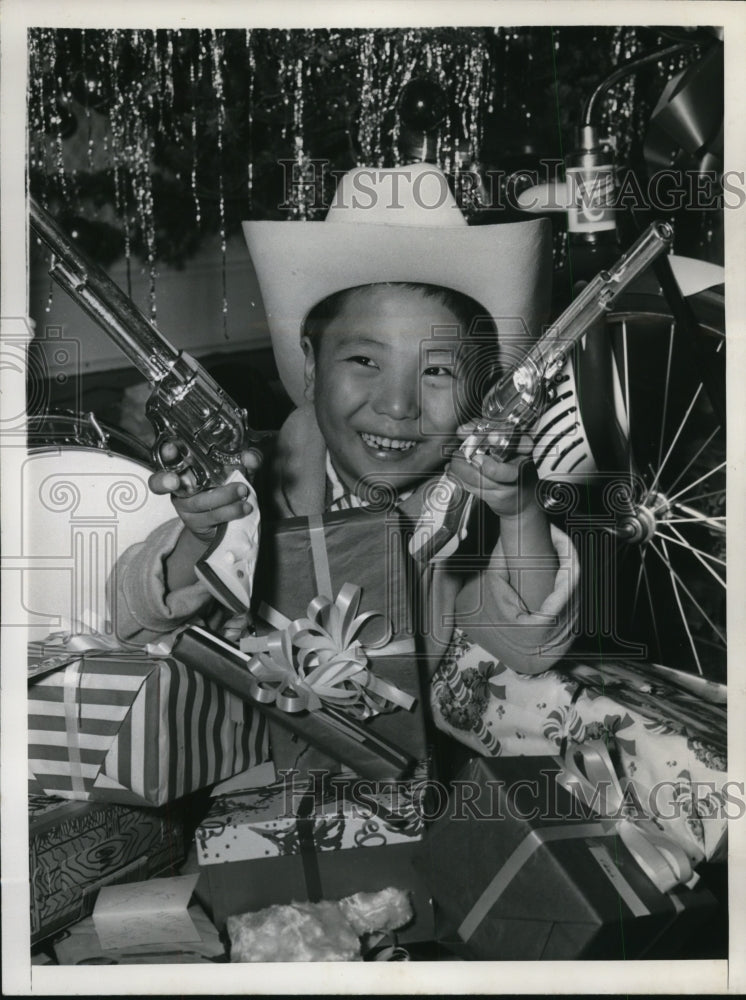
left=106, top=518, right=218, bottom=646
left=453, top=522, right=580, bottom=674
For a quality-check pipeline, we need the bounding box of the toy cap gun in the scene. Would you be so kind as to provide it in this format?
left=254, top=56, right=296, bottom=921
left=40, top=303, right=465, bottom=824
left=30, top=198, right=261, bottom=613
left=409, top=221, right=674, bottom=565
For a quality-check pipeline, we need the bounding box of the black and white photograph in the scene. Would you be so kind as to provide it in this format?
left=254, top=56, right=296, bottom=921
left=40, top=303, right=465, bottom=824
left=1, top=1, right=743, bottom=994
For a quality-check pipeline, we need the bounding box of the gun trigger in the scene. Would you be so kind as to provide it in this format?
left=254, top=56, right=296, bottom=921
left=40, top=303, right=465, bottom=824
left=155, top=435, right=190, bottom=471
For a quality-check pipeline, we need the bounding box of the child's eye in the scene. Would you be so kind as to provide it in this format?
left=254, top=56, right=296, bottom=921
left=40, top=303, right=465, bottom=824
left=423, top=365, right=455, bottom=378
left=347, top=355, right=379, bottom=369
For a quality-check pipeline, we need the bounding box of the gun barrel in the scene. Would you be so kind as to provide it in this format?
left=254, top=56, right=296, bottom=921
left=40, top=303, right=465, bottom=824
left=411, top=221, right=674, bottom=565
left=530, top=221, right=674, bottom=376
left=481, top=222, right=673, bottom=426
left=29, top=198, right=179, bottom=383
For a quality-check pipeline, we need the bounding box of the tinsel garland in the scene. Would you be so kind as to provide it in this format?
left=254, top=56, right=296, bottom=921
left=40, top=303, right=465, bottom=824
left=28, top=26, right=706, bottom=282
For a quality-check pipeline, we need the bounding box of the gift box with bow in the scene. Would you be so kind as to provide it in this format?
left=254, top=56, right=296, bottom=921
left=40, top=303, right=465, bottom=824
left=253, top=507, right=411, bottom=643
left=173, top=507, right=428, bottom=782
left=29, top=792, right=184, bottom=944
left=431, top=631, right=727, bottom=862
left=28, top=644, right=269, bottom=806
left=195, top=773, right=434, bottom=944
left=421, top=746, right=719, bottom=960
left=252, top=506, right=416, bottom=701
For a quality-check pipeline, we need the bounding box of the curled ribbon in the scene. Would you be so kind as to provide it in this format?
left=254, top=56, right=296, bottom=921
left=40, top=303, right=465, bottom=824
left=556, top=740, right=699, bottom=894
left=240, top=583, right=415, bottom=717
left=242, top=627, right=325, bottom=714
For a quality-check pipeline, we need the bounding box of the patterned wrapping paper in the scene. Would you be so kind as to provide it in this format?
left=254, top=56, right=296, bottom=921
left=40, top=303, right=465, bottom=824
left=195, top=772, right=434, bottom=943
left=29, top=793, right=184, bottom=944
left=196, top=773, right=426, bottom=865
left=28, top=652, right=269, bottom=806
left=431, top=630, right=728, bottom=863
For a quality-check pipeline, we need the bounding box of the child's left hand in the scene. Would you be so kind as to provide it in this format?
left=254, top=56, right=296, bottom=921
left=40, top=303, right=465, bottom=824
left=447, top=424, right=538, bottom=519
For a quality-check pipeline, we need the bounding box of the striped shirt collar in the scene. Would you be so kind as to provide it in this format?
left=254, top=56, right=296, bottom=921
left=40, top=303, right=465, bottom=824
left=325, top=451, right=413, bottom=511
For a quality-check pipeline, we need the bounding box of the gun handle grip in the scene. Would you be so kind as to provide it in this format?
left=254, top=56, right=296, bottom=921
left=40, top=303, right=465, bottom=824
left=195, top=468, right=260, bottom=613
left=408, top=471, right=474, bottom=566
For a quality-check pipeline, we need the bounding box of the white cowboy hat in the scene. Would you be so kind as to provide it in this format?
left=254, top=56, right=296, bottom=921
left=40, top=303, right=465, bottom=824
left=243, top=163, right=552, bottom=407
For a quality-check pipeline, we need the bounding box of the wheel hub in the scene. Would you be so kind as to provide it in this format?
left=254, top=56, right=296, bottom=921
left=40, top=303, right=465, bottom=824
left=616, top=490, right=670, bottom=544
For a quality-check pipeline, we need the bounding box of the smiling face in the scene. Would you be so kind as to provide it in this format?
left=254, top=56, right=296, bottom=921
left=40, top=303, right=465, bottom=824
left=302, top=284, right=478, bottom=496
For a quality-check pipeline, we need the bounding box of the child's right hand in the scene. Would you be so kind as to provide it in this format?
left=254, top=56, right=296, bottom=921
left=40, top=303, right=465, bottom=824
left=148, top=442, right=262, bottom=545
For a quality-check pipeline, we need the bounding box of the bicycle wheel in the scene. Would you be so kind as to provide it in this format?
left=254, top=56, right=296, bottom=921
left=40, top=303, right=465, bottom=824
left=575, top=286, right=726, bottom=680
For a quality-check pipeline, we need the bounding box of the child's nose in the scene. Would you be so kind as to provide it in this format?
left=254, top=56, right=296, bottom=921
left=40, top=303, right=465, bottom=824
left=372, top=375, right=419, bottom=420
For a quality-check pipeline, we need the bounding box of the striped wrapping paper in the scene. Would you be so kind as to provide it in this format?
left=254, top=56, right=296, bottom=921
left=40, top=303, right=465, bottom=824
left=28, top=653, right=269, bottom=806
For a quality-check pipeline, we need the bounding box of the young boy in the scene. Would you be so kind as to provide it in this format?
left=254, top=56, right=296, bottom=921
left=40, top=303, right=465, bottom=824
left=110, top=164, right=578, bottom=677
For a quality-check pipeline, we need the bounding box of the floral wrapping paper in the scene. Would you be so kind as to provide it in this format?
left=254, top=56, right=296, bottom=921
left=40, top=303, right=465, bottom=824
left=431, top=630, right=727, bottom=863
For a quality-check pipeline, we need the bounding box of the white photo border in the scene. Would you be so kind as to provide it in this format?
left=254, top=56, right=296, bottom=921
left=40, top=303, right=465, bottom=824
left=2, top=1, right=744, bottom=994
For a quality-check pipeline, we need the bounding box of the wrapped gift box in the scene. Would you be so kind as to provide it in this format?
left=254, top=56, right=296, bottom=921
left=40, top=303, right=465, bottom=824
left=29, top=793, right=184, bottom=945
left=255, top=507, right=410, bottom=642
left=423, top=755, right=719, bottom=961
left=254, top=506, right=415, bottom=685
left=195, top=773, right=434, bottom=944
left=431, top=631, right=727, bottom=862
left=28, top=652, right=269, bottom=806
left=263, top=654, right=429, bottom=783
left=248, top=506, right=429, bottom=780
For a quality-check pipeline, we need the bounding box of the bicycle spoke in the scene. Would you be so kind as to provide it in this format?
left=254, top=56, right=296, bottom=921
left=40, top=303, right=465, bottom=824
left=640, top=546, right=662, bottom=659
left=662, top=425, right=722, bottom=502
left=631, top=545, right=648, bottom=619
left=599, top=302, right=725, bottom=677
left=664, top=522, right=725, bottom=535
left=654, top=526, right=726, bottom=568
left=665, top=461, right=726, bottom=506
left=650, top=537, right=726, bottom=644
left=650, top=539, right=704, bottom=675
left=669, top=487, right=723, bottom=508
left=622, top=319, right=633, bottom=477
left=675, top=505, right=725, bottom=519
left=647, top=382, right=703, bottom=496
left=656, top=322, right=675, bottom=474
left=657, top=523, right=726, bottom=586
left=665, top=507, right=726, bottom=532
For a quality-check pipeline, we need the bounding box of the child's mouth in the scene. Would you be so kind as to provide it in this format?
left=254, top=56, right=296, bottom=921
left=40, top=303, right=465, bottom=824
left=360, top=432, right=417, bottom=453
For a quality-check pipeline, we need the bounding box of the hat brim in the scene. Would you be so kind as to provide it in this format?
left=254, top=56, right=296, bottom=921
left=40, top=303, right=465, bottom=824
left=243, top=218, right=552, bottom=407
